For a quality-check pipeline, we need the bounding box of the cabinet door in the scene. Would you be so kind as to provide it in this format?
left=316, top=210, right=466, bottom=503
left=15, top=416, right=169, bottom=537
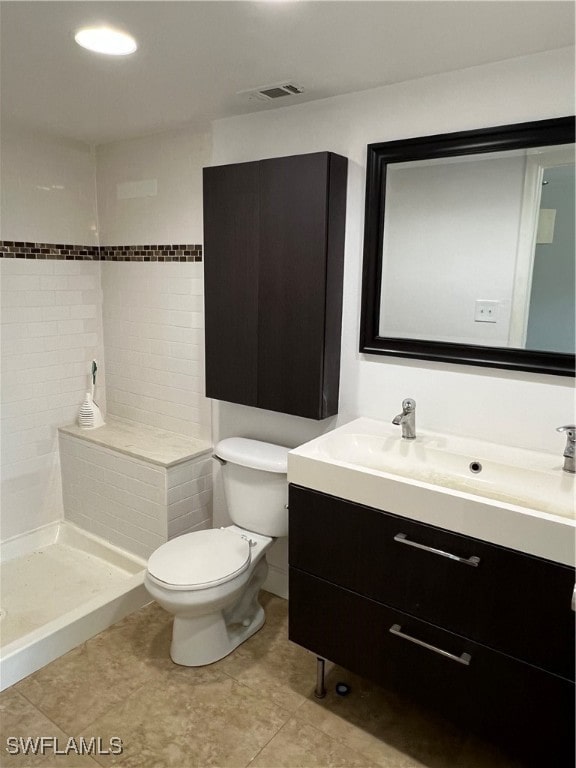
left=258, top=153, right=347, bottom=419
left=289, top=568, right=575, bottom=768
left=203, top=162, right=260, bottom=406
left=204, top=153, right=347, bottom=419
left=289, top=485, right=575, bottom=680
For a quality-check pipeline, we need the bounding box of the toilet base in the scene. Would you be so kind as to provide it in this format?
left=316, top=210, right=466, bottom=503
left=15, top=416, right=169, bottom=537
left=169, top=558, right=268, bottom=666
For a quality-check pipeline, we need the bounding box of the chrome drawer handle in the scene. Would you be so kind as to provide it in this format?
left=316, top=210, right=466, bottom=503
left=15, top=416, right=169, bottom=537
left=394, top=533, right=480, bottom=567
left=389, top=624, right=472, bottom=666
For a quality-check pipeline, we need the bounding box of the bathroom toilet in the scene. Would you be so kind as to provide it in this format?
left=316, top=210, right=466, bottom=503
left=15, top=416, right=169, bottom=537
left=144, top=437, right=289, bottom=666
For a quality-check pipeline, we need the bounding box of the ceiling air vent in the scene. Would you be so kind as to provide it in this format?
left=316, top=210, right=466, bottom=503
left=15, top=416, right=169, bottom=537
left=239, top=83, right=304, bottom=103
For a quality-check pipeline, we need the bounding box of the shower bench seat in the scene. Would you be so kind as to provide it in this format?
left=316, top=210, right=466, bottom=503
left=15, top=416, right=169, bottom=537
left=59, top=418, right=213, bottom=560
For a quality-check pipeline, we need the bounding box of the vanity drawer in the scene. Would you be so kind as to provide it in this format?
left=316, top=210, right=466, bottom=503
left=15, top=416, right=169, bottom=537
left=289, top=485, right=575, bottom=680
left=289, top=568, right=575, bottom=768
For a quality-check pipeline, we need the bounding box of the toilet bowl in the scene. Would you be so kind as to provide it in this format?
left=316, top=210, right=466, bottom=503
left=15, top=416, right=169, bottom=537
left=144, top=437, right=289, bottom=666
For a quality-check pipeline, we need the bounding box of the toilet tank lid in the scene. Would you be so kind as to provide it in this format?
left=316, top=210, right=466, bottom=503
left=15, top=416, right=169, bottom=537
left=215, top=438, right=289, bottom=473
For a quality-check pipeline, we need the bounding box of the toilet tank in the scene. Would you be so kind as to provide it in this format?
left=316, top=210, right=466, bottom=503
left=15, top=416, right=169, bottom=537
left=215, top=438, right=289, bottom=537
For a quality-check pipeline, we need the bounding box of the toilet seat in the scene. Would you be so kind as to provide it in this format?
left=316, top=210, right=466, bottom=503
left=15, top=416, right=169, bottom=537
left=147, top=528, right=251, bottom=591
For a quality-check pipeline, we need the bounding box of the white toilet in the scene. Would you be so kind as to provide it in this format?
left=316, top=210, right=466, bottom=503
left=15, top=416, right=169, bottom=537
left=144, top=437, right=289, bottom=666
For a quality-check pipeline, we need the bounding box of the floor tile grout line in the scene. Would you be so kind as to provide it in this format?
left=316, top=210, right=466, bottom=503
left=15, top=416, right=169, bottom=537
left=243, top=714, right=383, bottom=768
left=243, top=717, right=294, bottom=768
left=8, top=687, right=101, bottom=765
left=14, top=661, right=155, bottom=739
left=74, top=677, right=157, bottom=736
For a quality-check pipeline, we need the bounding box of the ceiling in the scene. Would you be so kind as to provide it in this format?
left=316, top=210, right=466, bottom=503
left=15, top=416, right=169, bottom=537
left=1, top=1, right=574, bottom=146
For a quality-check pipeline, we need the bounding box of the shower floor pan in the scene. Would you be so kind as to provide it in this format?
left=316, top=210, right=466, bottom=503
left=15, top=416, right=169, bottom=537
left=0, top=521, right=149, bottom=690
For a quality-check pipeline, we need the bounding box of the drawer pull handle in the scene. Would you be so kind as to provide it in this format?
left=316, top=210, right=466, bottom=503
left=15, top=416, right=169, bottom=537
left=389, top=624, right=472, bottom=666
left=394, top=533, right=480, bottom=567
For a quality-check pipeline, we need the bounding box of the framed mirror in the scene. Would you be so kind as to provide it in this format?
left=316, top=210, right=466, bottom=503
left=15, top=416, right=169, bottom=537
left=360, top=117, right=575, bottom=376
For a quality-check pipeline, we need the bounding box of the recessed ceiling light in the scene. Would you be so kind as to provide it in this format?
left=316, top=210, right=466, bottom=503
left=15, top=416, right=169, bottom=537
left=74, top=26, right=137, bottom=56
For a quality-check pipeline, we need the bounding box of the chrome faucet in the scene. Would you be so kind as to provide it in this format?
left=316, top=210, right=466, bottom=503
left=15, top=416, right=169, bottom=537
left=557, top=425, right=576, bottom=473
left=393, top=398, right=416, bottom=440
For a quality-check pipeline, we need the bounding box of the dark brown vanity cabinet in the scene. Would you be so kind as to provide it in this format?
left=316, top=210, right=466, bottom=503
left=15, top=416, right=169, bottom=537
left=203, top=152, right=347, bottom=420
left=288, top=485, right=576, bottom=767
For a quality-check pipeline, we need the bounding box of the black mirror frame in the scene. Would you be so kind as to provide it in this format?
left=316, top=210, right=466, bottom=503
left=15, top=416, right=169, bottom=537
left=360, top=116, right=575, bottom=377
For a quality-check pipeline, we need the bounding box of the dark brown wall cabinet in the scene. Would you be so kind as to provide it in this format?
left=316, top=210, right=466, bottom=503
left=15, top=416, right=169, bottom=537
left=289, top=485, right=576, bottom=767
left=203, top=152, right=348, bottom=420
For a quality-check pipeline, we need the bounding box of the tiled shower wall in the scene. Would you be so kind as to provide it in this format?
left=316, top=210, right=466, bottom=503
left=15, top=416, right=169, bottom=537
left=1, top=125, right=212, bottom=542
left=0, top=259, right=105, bottom=540
left=0, top=128, right=104, bottom=541
left=101, top=262, right=209, bottom=441
left=96, top=128, right=211, bottom=441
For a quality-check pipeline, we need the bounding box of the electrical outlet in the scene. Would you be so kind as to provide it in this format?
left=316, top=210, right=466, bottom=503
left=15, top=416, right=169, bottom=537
left=474, top=300, right=500, bottom=323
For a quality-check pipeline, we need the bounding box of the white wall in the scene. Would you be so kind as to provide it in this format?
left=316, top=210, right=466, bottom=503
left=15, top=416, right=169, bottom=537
left=95, top=128, right=211, bottom=246
left=209, top=47, right=575, bottom=591
left=380, top=155, right=526, bottom=345
left=0, top=126, right=98, bottom=245
left=211, top=47, right=575, bottom=450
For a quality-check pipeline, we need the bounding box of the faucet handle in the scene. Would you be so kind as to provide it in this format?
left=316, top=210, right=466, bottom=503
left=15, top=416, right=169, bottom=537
left=402, top=398, right=416, bottom=412
left=557, top=425, right=576, bottom=440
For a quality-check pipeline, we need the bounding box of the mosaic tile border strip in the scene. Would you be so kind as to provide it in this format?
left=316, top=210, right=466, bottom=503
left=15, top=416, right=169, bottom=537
left=0, top=241, right=203, bottom=262
left=99, top=244, right=202, bottom=262
left=0, top=242, right=99, bottom=260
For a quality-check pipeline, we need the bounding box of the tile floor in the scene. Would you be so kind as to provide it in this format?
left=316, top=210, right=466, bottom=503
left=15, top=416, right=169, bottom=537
left=0, top=593, right=524, bottom=768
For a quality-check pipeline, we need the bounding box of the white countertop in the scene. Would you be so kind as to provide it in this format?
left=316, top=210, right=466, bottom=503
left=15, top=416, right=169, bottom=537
left=288, top=418, right=576, bottom=567
left=59, top=418, right=212, bottom=468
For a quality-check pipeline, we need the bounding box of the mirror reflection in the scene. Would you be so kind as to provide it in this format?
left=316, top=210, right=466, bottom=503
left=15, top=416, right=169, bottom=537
left=379, top=143, right=575, bottom=354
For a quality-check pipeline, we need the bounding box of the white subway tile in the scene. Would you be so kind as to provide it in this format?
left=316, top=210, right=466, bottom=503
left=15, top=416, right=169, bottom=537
left=82, top=318, right=100, bottom=334
left=168, top=514, right=211, bottom=539
left=2, top=275, right=41, bottom=291
left=47, top=391, right=84, bottom=410
left=70, top=304, right=97, bottom=320
left=57, top=319, right=86, bottom=335
left=1, top=396, right=50, bottom=418
left=1, top=324, right=29, bottom=341
left=2, top=306, right=43, bottom=324
left=42, top=305, right=71, bottom=321
left=55, top=290, right=84, bottom=306
left=52, top=261, right=82, bottom=275
left=27, top=322, right=63, bottom=343
left=40, top=276, right=67, bottom=291
left=58, top=376, right=88, bottom=393
left=58, top=347, right=92, bottom=364
left=1, top=260, right=54, bottom=275
left=66, top=275, right=98, bottom=290
left=190, top=279, right=204, bottom=296
left=25, top=290, right=56, bottom=307
left=0, top=291, right=26, bottom=308
left=167, top=310, right=194, bottom=328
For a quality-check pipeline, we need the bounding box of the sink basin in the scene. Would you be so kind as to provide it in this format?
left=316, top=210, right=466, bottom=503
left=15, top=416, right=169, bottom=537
left=314, top=431, right=574, bottom=519
left=288, top=418, right=575, bottom=567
